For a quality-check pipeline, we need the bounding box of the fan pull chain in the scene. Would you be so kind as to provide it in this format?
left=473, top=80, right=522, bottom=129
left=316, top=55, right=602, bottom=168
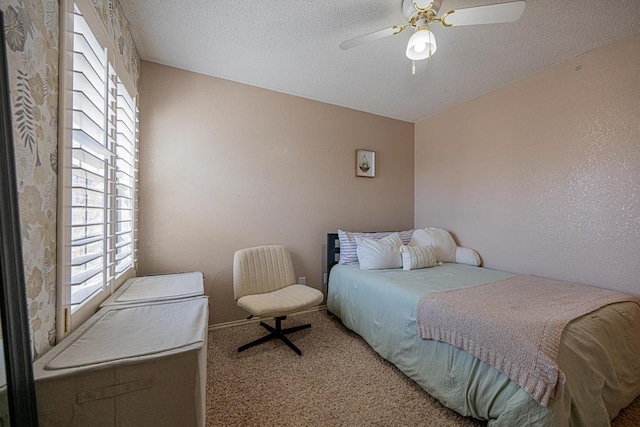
left=412, top=60, right=416, bottom=75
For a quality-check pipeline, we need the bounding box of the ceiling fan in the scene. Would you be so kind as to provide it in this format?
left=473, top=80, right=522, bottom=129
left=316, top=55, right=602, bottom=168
left=340, top=0, right=526, bottom=63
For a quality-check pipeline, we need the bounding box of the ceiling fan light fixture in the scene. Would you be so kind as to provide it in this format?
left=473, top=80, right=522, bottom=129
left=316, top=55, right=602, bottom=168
left=406, top=27, right=437, bottom=60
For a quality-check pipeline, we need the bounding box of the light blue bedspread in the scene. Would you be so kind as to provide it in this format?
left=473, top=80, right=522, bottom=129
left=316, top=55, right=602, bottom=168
left=327, top=263, right=640, bottom=426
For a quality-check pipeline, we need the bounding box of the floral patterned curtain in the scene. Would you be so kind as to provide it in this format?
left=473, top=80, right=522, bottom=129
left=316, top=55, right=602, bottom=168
left=0, top=0, right=140, bottom=358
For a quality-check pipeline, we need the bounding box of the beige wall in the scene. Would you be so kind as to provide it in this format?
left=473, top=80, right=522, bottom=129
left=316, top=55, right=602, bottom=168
left=138, top=61, right=414, bottom=324
left=415, top=33, right=640, bottom=296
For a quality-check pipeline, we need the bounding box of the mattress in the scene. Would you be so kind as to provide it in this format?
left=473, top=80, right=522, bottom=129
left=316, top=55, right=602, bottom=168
left=327, top=263, right=640, bottom=426
left=33, top=297, right=209, bottom=427
left=100, top=271, right=204, bottom=307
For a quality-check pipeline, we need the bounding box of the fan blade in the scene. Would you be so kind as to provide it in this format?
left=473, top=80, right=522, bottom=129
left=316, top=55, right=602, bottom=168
left=442, top=1, right=526, bottom=27
left=339, top=26, right=401, bottom=50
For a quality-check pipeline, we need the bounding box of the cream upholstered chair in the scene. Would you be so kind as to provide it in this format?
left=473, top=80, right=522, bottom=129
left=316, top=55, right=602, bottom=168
left=233, top=245, right=324, bottom=356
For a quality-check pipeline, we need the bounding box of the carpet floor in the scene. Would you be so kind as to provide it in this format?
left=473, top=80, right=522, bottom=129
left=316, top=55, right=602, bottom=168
left=206, top=311, right=640, bottom=426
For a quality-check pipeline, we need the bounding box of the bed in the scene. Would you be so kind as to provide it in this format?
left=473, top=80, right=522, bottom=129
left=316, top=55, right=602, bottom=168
left=326, top=232, right=640, bottom=426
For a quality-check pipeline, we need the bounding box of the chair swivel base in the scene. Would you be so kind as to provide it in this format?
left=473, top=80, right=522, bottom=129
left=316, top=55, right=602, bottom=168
left=238, top=316, right=311, bottom=356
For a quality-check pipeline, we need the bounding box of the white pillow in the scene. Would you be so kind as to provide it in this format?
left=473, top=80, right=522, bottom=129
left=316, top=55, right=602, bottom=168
left=356, top=233, right=402, bottom=270
left=409, top=228, right=457, bottom=263
left=401, top=245, right=437, bottom=270
left=338, top=229, right=414, bottom=265
left=455, top=246, right=482, bottom=266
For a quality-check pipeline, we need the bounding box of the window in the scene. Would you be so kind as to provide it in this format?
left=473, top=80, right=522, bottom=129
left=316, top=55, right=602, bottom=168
left=58, top=1, right=138, bottom=338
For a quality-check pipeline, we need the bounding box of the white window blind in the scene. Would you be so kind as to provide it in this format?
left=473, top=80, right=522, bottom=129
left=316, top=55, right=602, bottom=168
left=69, top=5, right=109, bottom=308
left=59, top=1, right=138, bottom=336
left=114, top=79, right=138, bottom=275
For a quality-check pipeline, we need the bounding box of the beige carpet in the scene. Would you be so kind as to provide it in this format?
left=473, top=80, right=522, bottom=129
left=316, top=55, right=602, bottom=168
left=207, top=311, right=640, bottom=426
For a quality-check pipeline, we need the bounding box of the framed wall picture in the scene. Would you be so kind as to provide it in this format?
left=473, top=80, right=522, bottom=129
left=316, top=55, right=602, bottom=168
left=356, top=149, right=375, bottom=178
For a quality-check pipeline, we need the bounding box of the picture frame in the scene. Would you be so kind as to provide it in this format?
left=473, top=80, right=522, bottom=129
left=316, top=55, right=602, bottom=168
left=355, top=149, right=375, bottom=178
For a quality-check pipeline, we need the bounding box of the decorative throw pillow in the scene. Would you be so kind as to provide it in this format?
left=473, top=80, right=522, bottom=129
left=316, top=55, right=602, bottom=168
left=409, top=228, right=457, bottom=263
left=355, top=233, right=403, bottom=270
left=401, top=245, right=437, bottom=270
left=338, top=229, right=413, bottom=265
left=455, top=246, right=482, bottom=266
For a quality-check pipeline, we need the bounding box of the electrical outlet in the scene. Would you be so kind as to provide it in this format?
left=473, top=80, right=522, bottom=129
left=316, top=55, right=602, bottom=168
left=298, top=277, right=306, bottom=285
left=323, top=273, right=328, bottom=284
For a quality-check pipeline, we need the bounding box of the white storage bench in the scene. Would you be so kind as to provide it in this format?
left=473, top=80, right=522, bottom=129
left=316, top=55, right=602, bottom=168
left=33, top=297, right=208, bottom=427
left=100, top=271, right=204, bottom=308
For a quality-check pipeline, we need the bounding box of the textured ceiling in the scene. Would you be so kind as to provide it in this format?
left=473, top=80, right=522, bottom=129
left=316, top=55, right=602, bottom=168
left=120, top=0, right=640, bottom=123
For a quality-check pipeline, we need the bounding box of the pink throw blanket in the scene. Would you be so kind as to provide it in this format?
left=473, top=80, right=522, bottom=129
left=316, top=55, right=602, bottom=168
left=416, top=275, right=640, bottom=406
